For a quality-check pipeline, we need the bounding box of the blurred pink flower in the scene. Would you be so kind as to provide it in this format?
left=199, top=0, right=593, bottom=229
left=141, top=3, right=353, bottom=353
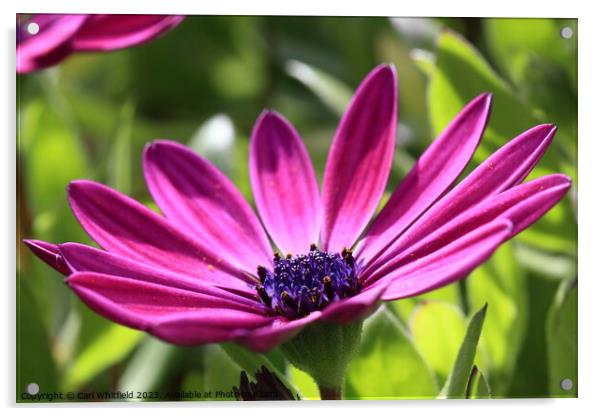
left=25, top=64, right=570, bottom=352
left=17, top=14, right=184, bottom=73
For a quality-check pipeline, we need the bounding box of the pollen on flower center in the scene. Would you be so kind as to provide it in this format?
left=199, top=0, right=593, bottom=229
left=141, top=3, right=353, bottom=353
left=255, top=244, right=360, bottom=319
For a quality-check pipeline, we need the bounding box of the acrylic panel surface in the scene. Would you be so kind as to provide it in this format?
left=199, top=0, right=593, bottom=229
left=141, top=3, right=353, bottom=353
left=16, top=15, right=577, bottom=402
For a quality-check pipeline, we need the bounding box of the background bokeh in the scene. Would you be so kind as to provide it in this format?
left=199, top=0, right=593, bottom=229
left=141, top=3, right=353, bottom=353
left=16, top=16, right=577, bottom=400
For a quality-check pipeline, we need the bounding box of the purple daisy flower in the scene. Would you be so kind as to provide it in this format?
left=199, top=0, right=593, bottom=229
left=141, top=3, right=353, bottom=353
left=24, top=64, right=569, bottom=363
left=17, top=14, right=184, bottom=74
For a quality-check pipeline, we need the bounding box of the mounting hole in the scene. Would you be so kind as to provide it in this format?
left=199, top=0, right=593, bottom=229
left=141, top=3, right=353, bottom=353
left=26, top=382, right=39, bottom=395
left=560, top=26, right=573, bottom=39
left=560, top=378, right=574, bottom=391
left=26, top=22, right=40, bottom=35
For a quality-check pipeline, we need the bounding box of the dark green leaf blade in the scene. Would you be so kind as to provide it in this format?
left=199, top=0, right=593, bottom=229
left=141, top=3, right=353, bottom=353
left=546, top=278, right=577, bottom=397
left=439, top=304, right=488, bottom=398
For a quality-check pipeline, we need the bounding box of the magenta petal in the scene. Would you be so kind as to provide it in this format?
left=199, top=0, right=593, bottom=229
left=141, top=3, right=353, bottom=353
left=366, top=174, right=571, bottom=284
left=23, top=239, right=70, bottom=275
left=59, top=243, right=263, bottom=312
left=321, top=64, right=398, bottom=252
left=72, top=15, right=184, bottom=51
left=428, top=174, right=572, bottom=248
left=67, top=180, right=253, bottom=293
left=150, top=310, right=274, bottom=346
left=250, top=111, right=321, bottom=255
left=356, top=93, right=492, bottom=263
left=236, top=311, right=323, bottom=353
left=17, top=14, right=88, bottom=73
left=365, top=123, right=557, bottom=273
left=143, top=140, right=272, bottom=273
left=68, top=272, right=246, bottom=316
left=319, top=285, right=386, bottom=325
left=67, top=272, right=270, bottom=339
left=379, top=221, right=513, bottom=301
left=500, top=176, right=572, bottom=234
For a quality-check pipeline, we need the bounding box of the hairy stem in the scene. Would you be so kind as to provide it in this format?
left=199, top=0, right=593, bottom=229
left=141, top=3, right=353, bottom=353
left=319, top=385, right=342, bottom=400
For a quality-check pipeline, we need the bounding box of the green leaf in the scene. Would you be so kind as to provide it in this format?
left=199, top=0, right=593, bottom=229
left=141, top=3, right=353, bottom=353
left=514, top=243, right=576, bottom=280
left=466, top=365, right=492, bottom=399
left=430, top=31, right=533, bottom=154
left=220, top=343, right=286, bottom=374
left=428, top=30, right=576, bottom=255
left=203, top=345, right=243, bottom=401
left=467, top=243, right=527, bottom=394
left=108, top=101, right=135, bottom=194
left=389, top=283, right=461, bottom=323
left=507, top=271, right=558, bottom=397
left=181, top=371, right=206, bottom=401
left=484, top=18, right=577, bottom=129
left=389, top=17, right=441, bottom=50
left=438, top=304, right=488, bottom=398
left=22, top=100, right=89, bottom=243
left=410, top=49, right=435, bottom=77
left=375, top=30, right=431, bottom=146
left=285, top=60, right=353, bottom=116
left=19, top=99, right=91, bottom=375
left=546, top=278, right=577, bottom=397
left=188, top=113, right=236, bottom=175
left=16, top=274, right=58, bottom=402
left=485, top=19, right=576, bottom=83
left=64, top=325, right=143, bottom=389
left=345, top=307, right=438, bottom=399
left=289, top=366, right=320, bottom=400
left=231, top=135, right=253, bottom=202
left=219, top=343, right=299, bottom=397
left=118, top=337, right=179, bottom=396
left=409, top=301, right=467, bottom=384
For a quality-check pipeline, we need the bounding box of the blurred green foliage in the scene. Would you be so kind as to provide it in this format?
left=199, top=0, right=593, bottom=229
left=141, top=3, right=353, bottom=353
left=16, top=16, right=577, bottom=401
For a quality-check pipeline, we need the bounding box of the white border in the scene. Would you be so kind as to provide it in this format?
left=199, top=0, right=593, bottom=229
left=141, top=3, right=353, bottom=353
left=3, top=1, right=601, bottom=415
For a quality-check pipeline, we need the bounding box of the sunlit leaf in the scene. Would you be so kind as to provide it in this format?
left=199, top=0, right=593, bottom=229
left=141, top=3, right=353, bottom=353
left=289, top=366, right=320, bottom=400
left=410, top=48, right=435, bottom=76
left=188, top=113, right=236, bottom=174
left=285, top=60, right=353, bottom=116
left=389, top=283, right=461, bottom=323
left=514, top=243, right=576, bottom=280
left=467, top=243, right=527, bottom=394
left=438, top=304, right=487, bottom=398
left=52, top=303, right=81, bottom=370
left=409, top=301, right=467, bottom=384
left=108, top=101, right=135, bottom=194
left=64, top=325, right=143, bottom=390
left=484, top=18, right=577, bottom=111
left=345, top=307, right=438, bottom=399
left=118, top=337, right=178, bottom=397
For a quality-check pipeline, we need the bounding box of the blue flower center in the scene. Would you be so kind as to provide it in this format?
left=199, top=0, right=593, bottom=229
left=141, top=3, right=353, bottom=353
left=255, top=244, right=360, bottom=319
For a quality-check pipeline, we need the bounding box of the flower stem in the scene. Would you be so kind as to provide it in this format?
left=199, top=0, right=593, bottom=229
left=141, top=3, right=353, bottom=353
left=319, top=385, right=342, bottom=400
left=281, top=320, right=363, bottom=398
